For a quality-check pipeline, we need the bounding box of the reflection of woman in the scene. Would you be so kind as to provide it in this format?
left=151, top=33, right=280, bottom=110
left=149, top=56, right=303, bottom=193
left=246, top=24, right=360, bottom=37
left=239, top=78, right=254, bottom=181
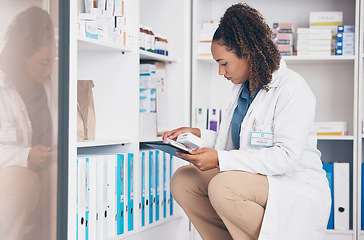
left=164, top=4, right=330, bottom=240
left=0, top=6, right=57, bottom=240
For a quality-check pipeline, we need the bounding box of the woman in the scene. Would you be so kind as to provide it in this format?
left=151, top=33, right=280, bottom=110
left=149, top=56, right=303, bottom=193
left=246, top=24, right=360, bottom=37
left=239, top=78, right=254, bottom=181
left=0, top=6, right=57, bottom=240
left=164, top=3, right=331, bottom=240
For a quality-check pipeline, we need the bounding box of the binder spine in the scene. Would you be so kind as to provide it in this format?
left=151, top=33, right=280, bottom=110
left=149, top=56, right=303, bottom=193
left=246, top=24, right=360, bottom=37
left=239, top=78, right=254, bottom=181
left=170, top=155, right=173, bottom=216
left=117, top=154, right=125, bottom=235
left=149, top=150, right=155, bottom=224
left=155, top=150, right=160, bottom=221
left=163, top=152, right=167, bottom=219
left=128, top=153, right=134, bottom=231
left=141, top=151, right=146, bottom=227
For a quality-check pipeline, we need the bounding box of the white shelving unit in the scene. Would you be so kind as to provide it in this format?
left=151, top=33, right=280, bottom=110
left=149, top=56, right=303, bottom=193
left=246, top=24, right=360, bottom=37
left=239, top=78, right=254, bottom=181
left=66, top=0, right=364, bottom=239
left=68, top=0, right=191, bottom=239
left=191, top=0, right=359, bottom=239
left=358, top=0, right=364, bottom=239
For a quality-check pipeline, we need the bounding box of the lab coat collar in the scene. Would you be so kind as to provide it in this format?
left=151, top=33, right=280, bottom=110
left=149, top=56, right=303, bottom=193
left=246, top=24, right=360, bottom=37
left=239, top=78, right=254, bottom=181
left=266, top=58, right=287, bottom=88
left=223, top=57, right=287, bottom=132
left=244, top=58, right=286, bottom=118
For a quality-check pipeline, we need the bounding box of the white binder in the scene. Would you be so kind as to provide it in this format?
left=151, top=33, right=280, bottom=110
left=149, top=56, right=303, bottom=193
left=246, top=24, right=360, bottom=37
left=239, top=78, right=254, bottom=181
left=195, top=107, right=208, bottom=129
left=144, top=151, right=150, bottom=226
left=88, top=156, right=97, bottom=240
left=334, top=162, right=350, bottom=230
left=102, top=156, right=109, bottom=238
left=106, top=155, right=117, bottom=237
left=165, top=153, right=171, bottom=217
left=77, top=156, right=86, bottom=240
left=96, top=156, right=104, bottom=239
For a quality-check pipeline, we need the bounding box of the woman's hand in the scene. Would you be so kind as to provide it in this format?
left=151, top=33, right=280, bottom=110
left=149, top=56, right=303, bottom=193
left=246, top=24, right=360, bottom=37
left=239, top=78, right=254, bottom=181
left=177, top=147, right=219, bottom=171
left=28, top=145, right=55, bottom=169
left=162, top=127, right=201, bottom=142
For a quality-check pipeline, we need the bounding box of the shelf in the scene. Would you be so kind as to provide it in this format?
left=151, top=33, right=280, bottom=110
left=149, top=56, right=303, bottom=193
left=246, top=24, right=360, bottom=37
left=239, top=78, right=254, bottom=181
left=325, top=229, right=353, bottom=239
left=195, top=55, right=355, bottom=64
left=139, top=50, right=177, bottom=62
left=283, top=55, right=355, bottom=64
left=139, top=136, right=163, bottom=142
left=196, top=55, right=214, bottom=63
left=111, top=214, right=184, bottom=240
left=77, top=138, right=132, bottom=148
left=77, top=36, right=132, bottom=52
left=317, top=135, right=354, bottom=141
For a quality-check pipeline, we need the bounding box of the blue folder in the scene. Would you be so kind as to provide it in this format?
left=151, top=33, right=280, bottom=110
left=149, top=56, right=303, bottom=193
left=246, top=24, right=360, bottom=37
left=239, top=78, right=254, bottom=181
left=85, top=157, right=89, bottom=240
left=155, top=150, right=160, bottom=221
left=163, top=152, right=167, bottom=219
left=170, top=154, right=173, bottom=216
left=127, top=153, right=134, bottom=231
left=117, top=154, right=125, bottom=234
left=323, top=163, right=334, bottom=229
left=149, top=151, right=154, bottom=224
left=141, top=152, right=146, bottom=227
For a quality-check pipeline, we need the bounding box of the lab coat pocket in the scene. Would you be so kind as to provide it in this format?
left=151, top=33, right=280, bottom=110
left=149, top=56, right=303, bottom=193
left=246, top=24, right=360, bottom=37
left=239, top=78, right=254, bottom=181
left=253, top=119, right=273, bottom=133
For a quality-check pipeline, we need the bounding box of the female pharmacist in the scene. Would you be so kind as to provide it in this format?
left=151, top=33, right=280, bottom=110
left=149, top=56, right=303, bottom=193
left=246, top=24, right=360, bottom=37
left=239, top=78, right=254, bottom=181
left=163, top=3, right=330, bottom=240
left=0, top=6, right=58, bottom=239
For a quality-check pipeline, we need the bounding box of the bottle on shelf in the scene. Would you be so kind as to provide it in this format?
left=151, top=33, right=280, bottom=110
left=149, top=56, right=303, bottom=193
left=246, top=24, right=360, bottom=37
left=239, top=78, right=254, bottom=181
left=139, top=24, right=146, bottom=50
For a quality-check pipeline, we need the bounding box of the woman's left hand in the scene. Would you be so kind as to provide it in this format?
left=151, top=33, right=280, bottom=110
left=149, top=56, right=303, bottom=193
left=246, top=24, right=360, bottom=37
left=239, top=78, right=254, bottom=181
left=177, top=147, right=219, bottom=171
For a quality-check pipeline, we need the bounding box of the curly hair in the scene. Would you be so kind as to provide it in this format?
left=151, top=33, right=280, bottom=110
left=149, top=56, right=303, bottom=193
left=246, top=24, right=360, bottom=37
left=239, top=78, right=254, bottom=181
left=0, top=6, right=55, bottom=85
left=213, top=3, right=281, bottom=93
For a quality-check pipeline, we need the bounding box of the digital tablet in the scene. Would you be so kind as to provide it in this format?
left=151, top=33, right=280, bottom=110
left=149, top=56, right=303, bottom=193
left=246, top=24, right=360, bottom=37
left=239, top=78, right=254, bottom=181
left=143, top=138, right=190, bottom=158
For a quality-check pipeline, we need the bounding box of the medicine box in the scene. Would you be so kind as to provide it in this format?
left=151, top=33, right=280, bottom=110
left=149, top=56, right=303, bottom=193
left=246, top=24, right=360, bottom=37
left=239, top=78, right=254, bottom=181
left=309, top=11, right=343, bottom=26
left=315, top=122, right=348, bottom=136
left=177, top=133, right=203, bottom=150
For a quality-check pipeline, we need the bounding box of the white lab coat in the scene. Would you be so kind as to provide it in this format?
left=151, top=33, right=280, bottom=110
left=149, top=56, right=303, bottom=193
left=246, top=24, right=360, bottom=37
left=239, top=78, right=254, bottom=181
left=201, top=59, right=331, bottom=240
left=0, top=72, right=57, bottom=168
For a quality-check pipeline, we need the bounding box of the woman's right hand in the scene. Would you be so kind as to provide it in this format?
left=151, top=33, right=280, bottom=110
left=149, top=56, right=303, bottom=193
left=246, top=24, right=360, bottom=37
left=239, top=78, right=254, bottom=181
left=163, top=127, right=201, bottom=143
left=27, top=145, right=54, bottom=168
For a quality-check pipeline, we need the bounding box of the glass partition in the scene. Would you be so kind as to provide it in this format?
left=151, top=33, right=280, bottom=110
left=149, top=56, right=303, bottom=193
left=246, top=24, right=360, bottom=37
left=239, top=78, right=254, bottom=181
left=0, top=1, right=60, bottom=239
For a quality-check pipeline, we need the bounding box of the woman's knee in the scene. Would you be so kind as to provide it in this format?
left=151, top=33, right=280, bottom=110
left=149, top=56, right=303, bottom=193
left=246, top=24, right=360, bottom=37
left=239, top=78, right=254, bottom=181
left=1, top=167, right=41, bottom=212
left=208, top=171, right=268, bottom=210
left=0, top=167, right=41, bottom=227
left=170, top=165, right=199, bottom=197
left=208, top=173, right=232, bottom=209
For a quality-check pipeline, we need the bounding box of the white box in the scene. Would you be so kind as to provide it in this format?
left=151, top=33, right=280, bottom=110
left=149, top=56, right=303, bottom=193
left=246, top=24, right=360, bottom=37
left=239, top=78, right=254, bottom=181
left=310, top=11, right=343, bottom=26
left=297, top=39, right=332, bottom=46
left=297, top=28, right=332, bottom=35
left=195, top=107, right=208, bottom=129
left=296, top=50, right=331, bottom=56
left=140, top=112, right=157, bottom=139
left=315, top=121, right=348, bottom=135
left=177, top=132, right=203, bottom=150
left=208, top=108, right=220, bottom=132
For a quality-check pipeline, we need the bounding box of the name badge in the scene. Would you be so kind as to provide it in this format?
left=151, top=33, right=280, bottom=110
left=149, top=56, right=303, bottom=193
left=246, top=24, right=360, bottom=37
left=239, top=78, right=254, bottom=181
left=250, top=131, right=273, bottom=147
left=0, top=128, right=17, bottom=143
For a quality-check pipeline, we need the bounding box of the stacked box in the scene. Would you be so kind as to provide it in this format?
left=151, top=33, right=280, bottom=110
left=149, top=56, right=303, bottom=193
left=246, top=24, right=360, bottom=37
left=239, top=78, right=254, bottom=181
left=309, top=11, right=343, bottom=54
left=198, top=21, right=218, bottom=56
left=272, top=23, right=294, bottom=56
left=335, top=25, right=355, bottom=56
left=296, top=28, right=332, bottom=56
left=77, top=0, right=127, bottom=46
left=315, top=122, right=348, bottom=136
left=139, top=64, right=157, bottom=113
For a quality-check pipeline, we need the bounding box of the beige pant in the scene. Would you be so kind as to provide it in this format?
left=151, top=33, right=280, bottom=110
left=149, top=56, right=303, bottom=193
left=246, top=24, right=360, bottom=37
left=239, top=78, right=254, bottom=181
left=0, top=165, right=57, bottom=240
left=170, top=165, right=269, bottom=240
